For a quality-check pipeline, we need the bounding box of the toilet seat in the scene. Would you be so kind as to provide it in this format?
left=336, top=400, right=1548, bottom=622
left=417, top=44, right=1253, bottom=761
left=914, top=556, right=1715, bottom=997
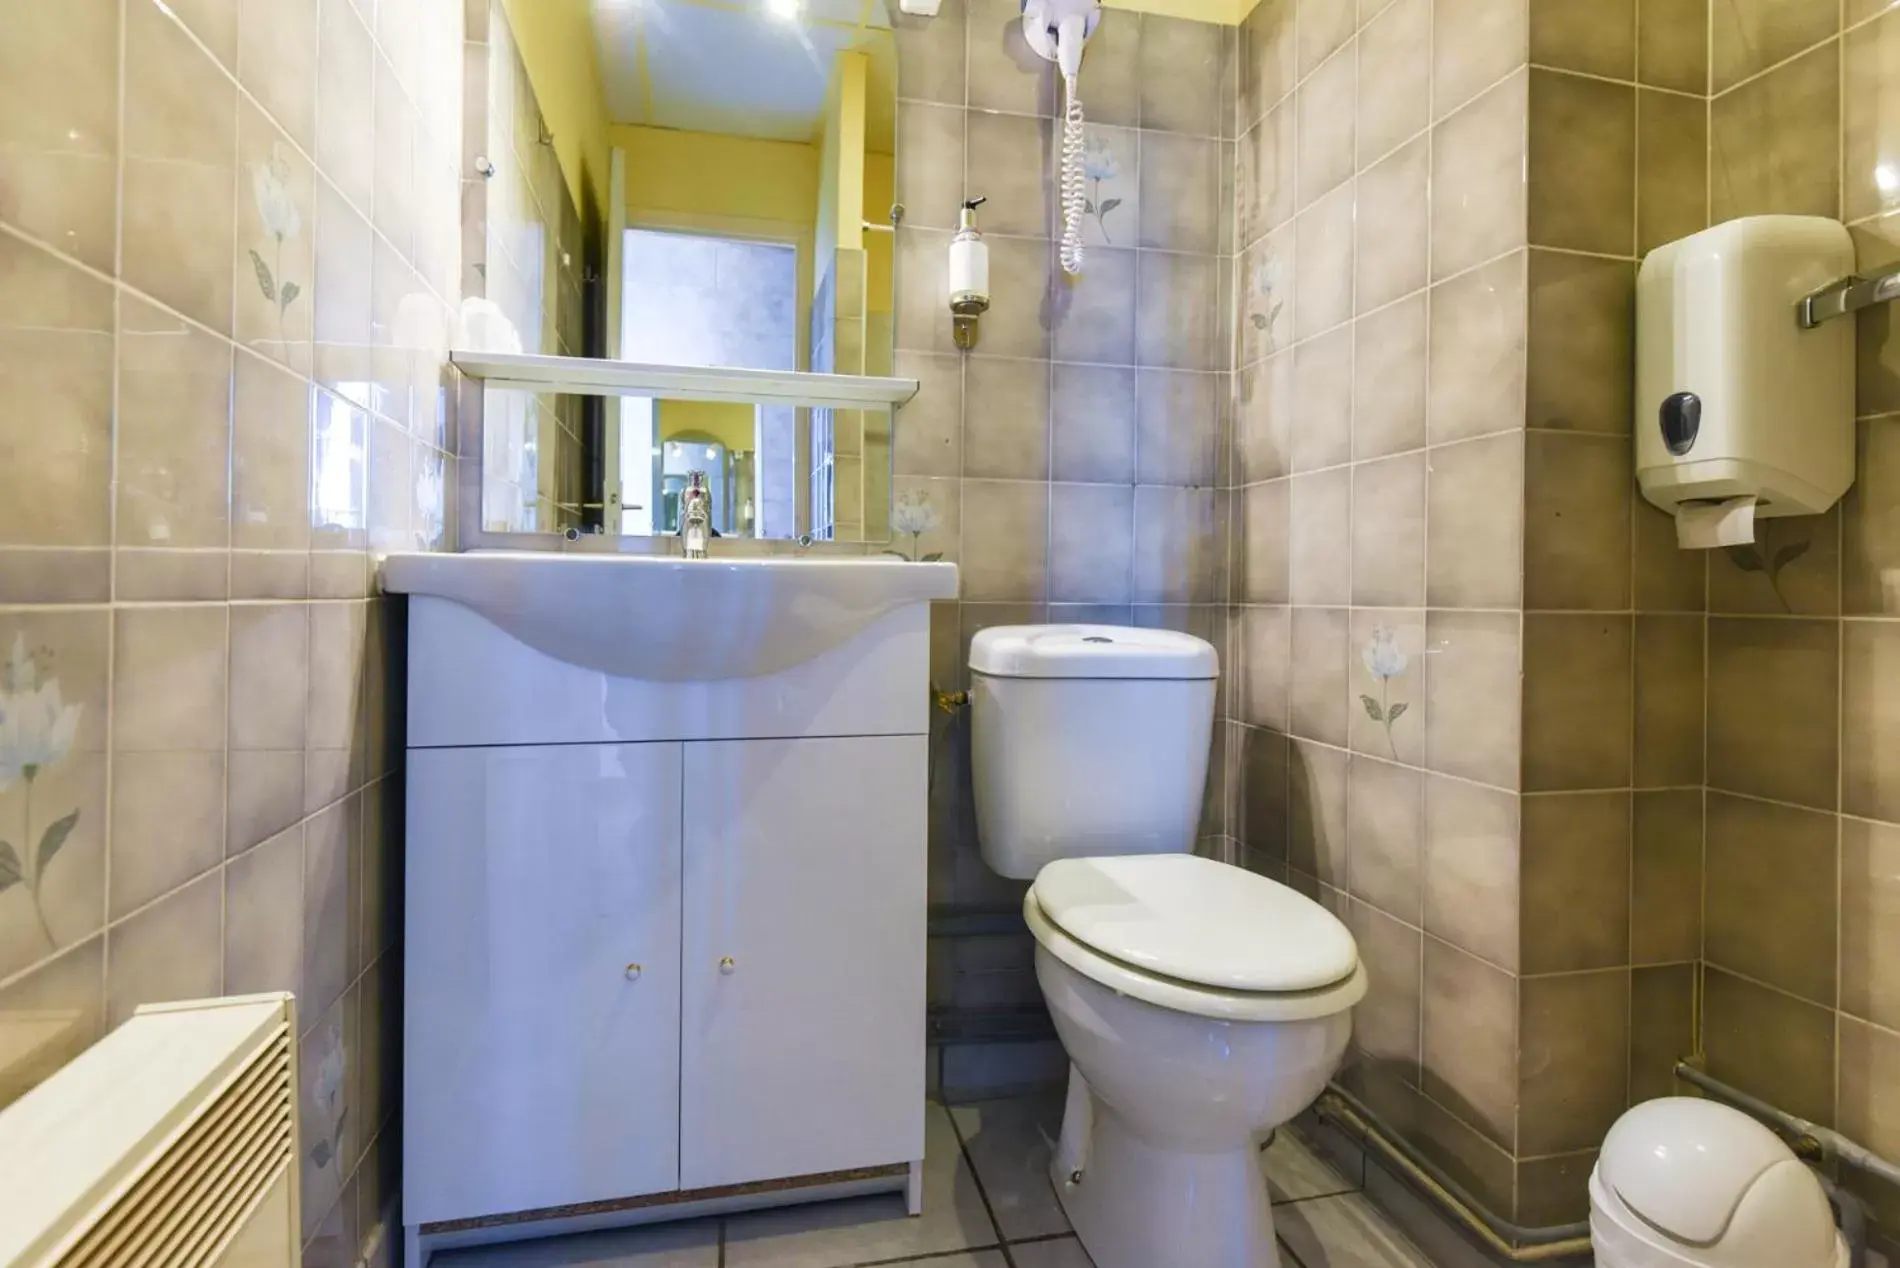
left=1024, top=856, right=1368, bottom=1023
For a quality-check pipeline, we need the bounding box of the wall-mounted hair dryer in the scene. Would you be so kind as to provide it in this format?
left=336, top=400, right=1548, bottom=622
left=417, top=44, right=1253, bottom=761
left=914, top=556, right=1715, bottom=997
left=1021, top=0, right=1100, bottom=276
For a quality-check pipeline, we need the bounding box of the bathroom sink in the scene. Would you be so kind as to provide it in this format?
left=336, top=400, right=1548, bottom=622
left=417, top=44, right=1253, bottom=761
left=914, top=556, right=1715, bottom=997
left=380, top=551, right=957, bottom=681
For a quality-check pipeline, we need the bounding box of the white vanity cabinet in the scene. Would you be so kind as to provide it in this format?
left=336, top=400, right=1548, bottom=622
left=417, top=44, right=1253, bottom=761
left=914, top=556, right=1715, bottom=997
left=388, top=556, right=954, bottom=1264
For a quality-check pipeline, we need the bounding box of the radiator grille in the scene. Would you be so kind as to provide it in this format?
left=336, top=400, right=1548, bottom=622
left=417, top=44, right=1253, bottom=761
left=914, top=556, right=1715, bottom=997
left=56, top=1022, right=295, bottom=1268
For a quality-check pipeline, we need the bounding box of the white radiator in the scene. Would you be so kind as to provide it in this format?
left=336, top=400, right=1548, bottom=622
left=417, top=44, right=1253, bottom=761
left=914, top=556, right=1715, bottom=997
left=0, top=994, right=301, bottom=1268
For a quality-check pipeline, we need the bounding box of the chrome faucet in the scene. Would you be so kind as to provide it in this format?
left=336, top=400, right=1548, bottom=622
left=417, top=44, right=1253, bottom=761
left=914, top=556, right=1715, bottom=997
left=680, top=471, right=712, bottom=559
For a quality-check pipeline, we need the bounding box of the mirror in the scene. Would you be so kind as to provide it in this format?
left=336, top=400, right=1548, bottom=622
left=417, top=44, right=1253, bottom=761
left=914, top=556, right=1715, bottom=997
left=474, top=0, right=900, bottom=543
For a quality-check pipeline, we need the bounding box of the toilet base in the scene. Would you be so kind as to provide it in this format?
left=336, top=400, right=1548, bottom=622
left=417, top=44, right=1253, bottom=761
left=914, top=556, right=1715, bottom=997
left=1051, top=1090, right=1281, bottom=1268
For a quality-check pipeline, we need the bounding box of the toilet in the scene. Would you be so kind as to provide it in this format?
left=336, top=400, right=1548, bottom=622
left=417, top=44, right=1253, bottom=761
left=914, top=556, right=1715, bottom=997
left=969, top=624, right=1367, bottom=1268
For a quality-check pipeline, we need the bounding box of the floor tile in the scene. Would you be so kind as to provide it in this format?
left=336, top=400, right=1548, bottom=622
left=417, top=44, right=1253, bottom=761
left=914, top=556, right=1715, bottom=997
left=949, top=1090, right=1072, bottom=1240
left=1008, top=1235, right=1098, bottom=1267
left=1263, top=1120, right=1362, bottom=1204
left=432, top=1220, right=719, bottom=1266
left=722, top=1104, right=1000, bottom=1267
left=1274, top=1193, right=1439, bottom=1268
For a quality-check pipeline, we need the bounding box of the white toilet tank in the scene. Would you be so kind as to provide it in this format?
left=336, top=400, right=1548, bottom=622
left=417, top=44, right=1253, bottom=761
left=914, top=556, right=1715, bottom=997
left=969, top=625, right=1218, bottom=880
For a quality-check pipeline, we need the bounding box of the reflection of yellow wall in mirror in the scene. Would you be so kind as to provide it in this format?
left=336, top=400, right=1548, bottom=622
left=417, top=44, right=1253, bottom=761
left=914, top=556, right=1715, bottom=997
left=864, top=152, right=893, bottom=315
left=612, top=125, right=821, bottom=235
left=500, top=0, right=613, bottom=215
left=1103, top=0, right=1257, bottom=22
left=658, top=399, right=756, bottom=456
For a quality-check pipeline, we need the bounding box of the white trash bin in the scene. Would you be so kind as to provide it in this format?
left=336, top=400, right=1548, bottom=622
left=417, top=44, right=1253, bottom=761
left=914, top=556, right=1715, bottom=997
left=1590, top=1098, right=1849, bottom=1268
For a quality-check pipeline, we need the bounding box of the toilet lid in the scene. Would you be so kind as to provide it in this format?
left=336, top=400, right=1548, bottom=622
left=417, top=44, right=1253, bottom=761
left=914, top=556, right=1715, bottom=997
left=1031, top=855, right=1359, bottom=993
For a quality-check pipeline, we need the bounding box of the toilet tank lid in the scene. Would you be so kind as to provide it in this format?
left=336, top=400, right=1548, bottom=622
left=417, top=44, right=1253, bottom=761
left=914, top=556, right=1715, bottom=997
left=1596, top=1098, right=1795, bottom=1245
left=969, top=625, right=1218, bottom=680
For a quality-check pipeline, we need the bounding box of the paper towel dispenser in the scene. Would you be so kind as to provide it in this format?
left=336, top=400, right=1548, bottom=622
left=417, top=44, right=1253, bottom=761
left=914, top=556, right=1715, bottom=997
left=1636, top=215, right=1856, bottom=547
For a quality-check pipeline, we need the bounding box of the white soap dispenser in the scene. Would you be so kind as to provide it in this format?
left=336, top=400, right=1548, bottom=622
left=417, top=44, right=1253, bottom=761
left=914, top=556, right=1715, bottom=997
left=949, top=196, right=989, bottom=350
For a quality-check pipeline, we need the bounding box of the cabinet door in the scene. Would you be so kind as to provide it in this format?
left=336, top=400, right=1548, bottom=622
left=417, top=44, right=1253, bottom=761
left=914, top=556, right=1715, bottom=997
left=680, top=736, right=928, bottom=1190
left=404, top=743, right=683, bottom=1224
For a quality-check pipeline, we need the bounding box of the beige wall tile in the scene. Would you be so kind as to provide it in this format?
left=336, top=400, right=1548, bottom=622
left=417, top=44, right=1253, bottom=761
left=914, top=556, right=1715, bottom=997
left=1846, top=418, right=1900, bottom=615
left=1530, top=0, right=1634, bottom=79
left=1355, top=137, right=1429, bottom=315
left=1844, top=618, right=1900, bottom=822
left=1424, top=774, right=1519, bottom=971
left=1638, top=90, right=1710, bottom=255
left=1348, top=756, right=1424, bottom=923
left=1235, top=353, right=1293, bottom=482
left=1432, top=72, right=1529, bottom=281
left=1528, top=71, right=1635, bottom=257
left=967, top=111, right=1052, bottom=239
left=1139, top=132, right=1221, bottom=254
left=1135, top=369, right=1219, bottom=486
left=1516, top=1152, right=1597, bottom=1227
left=1427, top=432, right=1525, bottom=610
left=233, top=353, right=313, bottom=554
left=1290, top=607, right=1350, bottom=746
left=1235, top=605, right=1291, bottom=729
left=1524, top=432, right=1632, bottom=611
left=1427, top=251, right=1527, bottom=445
left=1133, top=486, right=1220, bottom=604
left=1838, top=1016, right=1900, bottom=1178
left=1240, top=479, right=1291, bottom=603
left=1634, top=499, right=1708, bottom=613
left=1704, top=791, right=1838, bottom=1005
left=964, top=357, right=1051, bottom=480
left=895, top=102, right=966, bottom=234
left=1639, top=0, right=1710, bottom=93
left=1843, top=816, right=1900, bottom=1032
left=0, top=0, right=119, bottom=272
left=960, top=480, right=1050, bottom=601
left=1703, top=966, right=1837, bottom=1125
left=1349, top=610, right=1426, bottom=766
left=1238, top=99, right=1297, bottom=248
left=1522, top=793, right=1632, bottom=974
left=1425, top=609, right=1522, bottom=790
left=1847, top=13, right=1900, bottom=223
left=1527, top=252, right=1635, bottom=437
left=0, top=939, right=105, bottom=1111
left=1296, top=0, right=1355, bottom=76
left=105, top=868, right=223, bottom=1027
left=1856, top=216, right=1900, bottom=418
left=1708, top=509, right=1840, bottom=615
left=1711, top=43, right=1842, bottom=222
left=1049, top=484, right=1133, bottom=605
left=238, top=0, right=318, bottom=151
left=1422, top=937, right=1518, bottom=1148
left=981, top=236, right=1056, bottom=359
left=1630, top=963, right=1697, bottom=1102
left=895, top=0, right=967, bottom=104
left=1291, top=325, right=1353, bottom=472
left=1352, top=452, right=1426, bottom=608
left=1434, top=0, right=1528, bottom=121
left=1632, top=790, right=1703, bottom=965
left=1712, top=0, right=1839, bottom=93
left=1237, top=724, right=1291, bottom=860
left=110, top=750, right=225, bottom=920
left=1052, top=245, right=1137, bottom=364
left=1239, top=223, right=1294, bottom=365
left=1050, top=364, right=1135, bottom=483
left=1140, top=15, right=1227, bottom=137
left=1357, top=0, right=1431, bottom=166
left=1349, top=900, right=1423, bottom=1075
left=894, top=353, right=963, bottom=478
left=1075, top=2, right=1140, bottom=127
left=1519, top=969, right=1629, bottom=1155
left=1353, top=293, right=1428, bottom=460
left=1523, top=614, right=1633, bottom=792
left=1635, top=614, right=1706, bottom=788
left=1289, top=466, right=1351, bottom=605
left=117, top=297, right=234, bottom=550
left=1288, top=738, right=1349, bottom=886
left=967, top=0, right=1054, bottom=116
left=1295, top=182, right=1356, bottom=340
left=1296, top=46, right=1357, bottom=208
left=1136, top=250, right=1220, bottom=370
left=1240, top=0, right=1297, bottom=131
left=1708, top=616, right=1840, bottom=809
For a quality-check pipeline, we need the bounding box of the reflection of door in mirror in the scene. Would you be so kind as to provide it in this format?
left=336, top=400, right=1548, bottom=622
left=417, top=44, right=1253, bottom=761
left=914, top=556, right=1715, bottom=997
left=619, top=231, right=796, bottom=538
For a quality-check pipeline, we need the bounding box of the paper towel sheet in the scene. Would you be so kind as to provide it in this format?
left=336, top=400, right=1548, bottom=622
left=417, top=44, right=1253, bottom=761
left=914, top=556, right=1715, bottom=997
left=1676, top=496, right=1757, bottom=549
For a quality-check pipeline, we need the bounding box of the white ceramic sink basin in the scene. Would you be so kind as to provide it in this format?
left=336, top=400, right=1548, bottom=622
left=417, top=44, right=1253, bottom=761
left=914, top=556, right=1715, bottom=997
left=380, top=551, right=958, bottom=681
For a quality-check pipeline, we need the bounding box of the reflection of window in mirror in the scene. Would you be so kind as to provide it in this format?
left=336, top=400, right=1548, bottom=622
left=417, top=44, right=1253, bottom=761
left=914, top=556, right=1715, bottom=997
left=618, top=231, right=797, bottom=537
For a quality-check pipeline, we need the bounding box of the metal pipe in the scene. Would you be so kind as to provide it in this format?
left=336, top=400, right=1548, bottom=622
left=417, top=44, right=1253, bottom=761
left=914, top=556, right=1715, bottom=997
left=1317, top=1088, right=1594, bottom=1262
left=1673, top=1062, right=1900, bottom=1190
left=1815, top=1171, right=1870, bottom=1268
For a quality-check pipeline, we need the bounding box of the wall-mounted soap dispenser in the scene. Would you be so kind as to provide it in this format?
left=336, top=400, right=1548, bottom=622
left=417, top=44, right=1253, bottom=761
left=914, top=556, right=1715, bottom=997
left=949, top=196, right=989, bottom=351
left=1636, top=215, right=1857, bottom=548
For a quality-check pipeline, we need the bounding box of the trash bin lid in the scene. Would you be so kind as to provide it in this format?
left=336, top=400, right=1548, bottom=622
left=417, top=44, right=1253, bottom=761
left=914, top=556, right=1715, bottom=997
left=1598, top=1098, right=1794, bottom=1245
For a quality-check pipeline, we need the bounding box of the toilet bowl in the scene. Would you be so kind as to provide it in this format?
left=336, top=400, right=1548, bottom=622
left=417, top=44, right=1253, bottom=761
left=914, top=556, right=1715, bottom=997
left=968, top=626, right=1366, bottom=1268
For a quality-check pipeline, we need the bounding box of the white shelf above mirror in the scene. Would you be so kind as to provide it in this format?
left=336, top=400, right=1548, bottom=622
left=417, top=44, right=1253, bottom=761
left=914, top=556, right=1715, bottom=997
left=452, top=351, right=919, bottom=410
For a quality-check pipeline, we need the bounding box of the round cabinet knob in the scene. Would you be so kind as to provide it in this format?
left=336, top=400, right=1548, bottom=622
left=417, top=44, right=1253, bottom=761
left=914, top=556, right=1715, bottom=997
left=718, top=957, right=736, bottom=975
left=624, top=963, right=642, bottom=981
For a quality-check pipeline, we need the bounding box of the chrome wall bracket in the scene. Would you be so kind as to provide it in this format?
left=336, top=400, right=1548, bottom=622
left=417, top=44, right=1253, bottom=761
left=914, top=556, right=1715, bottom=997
left=1799, top=262, right=1900, bottom=328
